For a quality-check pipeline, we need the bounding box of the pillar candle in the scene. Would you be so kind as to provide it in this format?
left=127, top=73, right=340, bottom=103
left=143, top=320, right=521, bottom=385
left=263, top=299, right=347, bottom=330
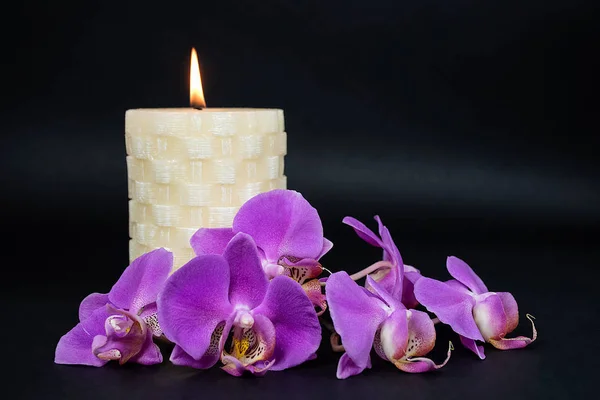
left=125, top=108, right=287, bottom=270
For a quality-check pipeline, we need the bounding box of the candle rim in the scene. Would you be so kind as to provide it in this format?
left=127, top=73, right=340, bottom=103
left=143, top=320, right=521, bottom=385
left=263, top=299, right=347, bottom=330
left=126, top=107, right=283, bottom=112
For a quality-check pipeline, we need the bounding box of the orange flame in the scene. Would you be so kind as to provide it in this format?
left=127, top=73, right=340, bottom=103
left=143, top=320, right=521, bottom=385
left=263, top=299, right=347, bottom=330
left=190, top=48, right=206, bottom=108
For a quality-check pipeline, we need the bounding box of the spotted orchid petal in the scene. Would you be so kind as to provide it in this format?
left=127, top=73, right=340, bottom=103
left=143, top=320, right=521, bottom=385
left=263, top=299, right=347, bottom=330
left=233, top=189, right=326, bottom=262
left=190, top=227, right=235, bottom=256
left=394, top=310, right=452, bottom=373
left=375, top=308, right=452, bottom=373
left=302, top=279, right=328, bottom=316
left=279, top=256, right=323, bottom=285
left=326, top=272, right=388, bottom=378
left=221, top=314, right=276, bottom=376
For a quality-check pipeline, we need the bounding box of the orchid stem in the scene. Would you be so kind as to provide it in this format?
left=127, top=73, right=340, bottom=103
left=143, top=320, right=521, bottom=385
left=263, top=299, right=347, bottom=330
left=349, top=260, right=394, bottom=281
left=330, top=333, right=345, bottom=353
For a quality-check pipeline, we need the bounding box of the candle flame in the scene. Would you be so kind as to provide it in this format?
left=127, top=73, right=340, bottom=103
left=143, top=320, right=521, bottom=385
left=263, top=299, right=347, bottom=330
left=190, top=48, right=206, bottom=108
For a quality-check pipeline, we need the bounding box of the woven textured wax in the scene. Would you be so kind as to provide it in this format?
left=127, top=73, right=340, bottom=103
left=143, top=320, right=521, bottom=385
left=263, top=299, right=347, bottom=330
left=125, top=108, right=287, bottom=269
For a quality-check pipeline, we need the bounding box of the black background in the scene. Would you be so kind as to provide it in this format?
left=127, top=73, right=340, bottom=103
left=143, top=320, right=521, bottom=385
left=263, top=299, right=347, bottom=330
left=2, top=1, right=598, bottom=398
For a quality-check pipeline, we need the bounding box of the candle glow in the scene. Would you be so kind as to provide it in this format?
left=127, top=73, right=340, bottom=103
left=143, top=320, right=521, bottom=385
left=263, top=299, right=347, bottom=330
left=190, top=47, right=206, bottom=108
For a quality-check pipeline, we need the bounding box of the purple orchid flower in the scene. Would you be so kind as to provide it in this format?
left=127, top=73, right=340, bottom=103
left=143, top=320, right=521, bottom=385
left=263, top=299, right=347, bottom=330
left=190, top=189, right=331, bottom=315
left=55, top=248, right=172, bottom=366
left=414, top=256, right=537, bottom=359
left=326, top=272, right=452, bottom=379
left=157, top=232, right=321, bottom=376
left=343, top=216, right=422, bottom=308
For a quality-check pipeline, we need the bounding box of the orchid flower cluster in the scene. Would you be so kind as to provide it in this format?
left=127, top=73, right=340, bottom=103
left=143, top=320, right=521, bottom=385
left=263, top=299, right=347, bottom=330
left=55, top=189, right=537, bottom=378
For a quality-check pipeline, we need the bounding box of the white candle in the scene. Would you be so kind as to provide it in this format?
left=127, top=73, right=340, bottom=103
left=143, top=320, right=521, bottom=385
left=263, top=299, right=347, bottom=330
left=125, top=50, right=287, bottom=270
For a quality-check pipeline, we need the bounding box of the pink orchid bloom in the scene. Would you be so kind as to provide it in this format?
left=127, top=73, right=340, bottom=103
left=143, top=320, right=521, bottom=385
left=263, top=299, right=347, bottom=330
left=55, top=249, right=172, bottom=366
left=158, top=233, right=321, bottom=376
left=414, top=256, right=537, bottom=359
left=327, top=272, right=452, bottom=379
left=190, top=189, right=331, bottom=315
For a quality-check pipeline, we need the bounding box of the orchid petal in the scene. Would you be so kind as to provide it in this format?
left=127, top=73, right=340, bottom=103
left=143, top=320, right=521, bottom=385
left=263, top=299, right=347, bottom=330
left=459, top=335, right=486, bottom=360
left=404, top=310, right=437, bottom=358
left=92, top=306, right=147, bottom=365
left=223, top=233, right=269, bottom=309
left=342, top=216, right=383, bottom=247
left=55, top=306, right=111, bottom=366
left=402, top=266, right=422, bottom=308
left=109, top=248, right=173, bottom=313
left=170, top=345, right=211, bottom=369
left=190, top=227, right=235, bottom=256
left=317, top=238, right=334, bottom=259
left=445, top=279, right=471, bottom=294
left=473, top=293, right=508, bottom=342
left=414, top=277, right=484, bottom=341
left=280, top=257, right=323, bottom=285
left=446, top=256, right=488, bottom=295
left=129, top=329, right=163, bottom=365
left=79, top=293, right=109, bottom=322
left=379, top=309, right=409, bottom=362
left=233, top=189, right=324, bottom=261
left=326, top=272, right=387, bottom=372
left=157, top=255, right=233, bottom=360
left=170, top=315, right=234, bottom=369
left=221, top=355, right=275, bottom=377
left=401, top=279, right=419, bottom=309
left=397, top=341, right=453, bottom=373
left=139, top=305, right=162, bottom=337
left=489, top=314, right=537, bottom=350
left=366, top=275, right=403, bottom=311
left=497, top=292, right=519, bottom=333
left=337, top=353, right=372, bottom=379
left=302, top=279, right=327, bottom=316
left=253, top=276, right=321, bottom=371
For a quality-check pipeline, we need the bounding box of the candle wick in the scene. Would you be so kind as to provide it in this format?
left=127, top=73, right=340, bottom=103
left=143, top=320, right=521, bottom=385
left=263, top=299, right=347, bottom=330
left=192, top=106, right=204, bottom=110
